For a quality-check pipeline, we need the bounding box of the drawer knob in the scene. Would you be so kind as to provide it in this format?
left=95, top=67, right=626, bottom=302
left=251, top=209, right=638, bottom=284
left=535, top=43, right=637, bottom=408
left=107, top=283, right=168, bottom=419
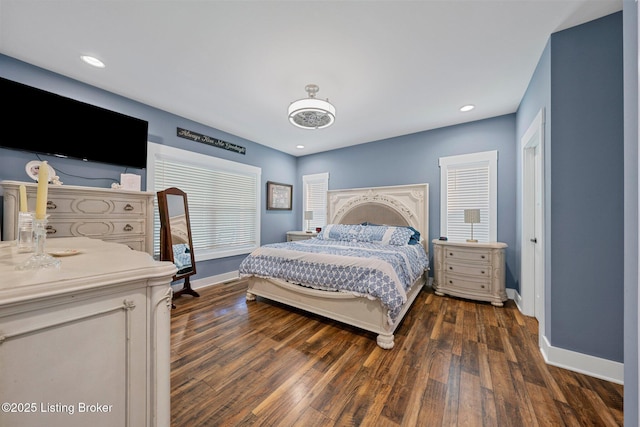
left=449, top=266, right=453, bottom=270
left=481, top=271, right=485, bottom=274
left=481, top=285, right=485, bottom=289
left=46, top=201, right=57, bottom=210
left=449, top=280, right=453, bottom=284
left=123, top=224, right=134, bottom=232
left=481, top=255, right=486, bottom=259
left=124, top=203, right=134, bottom=211
left=45, top=226, right=56, bottom=235
left=449, top=252, right=454, bottom=256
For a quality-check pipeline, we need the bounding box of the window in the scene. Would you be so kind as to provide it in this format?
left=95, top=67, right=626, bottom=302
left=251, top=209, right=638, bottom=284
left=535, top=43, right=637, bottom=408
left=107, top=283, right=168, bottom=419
left=439, top=150, right=497, bottom=242
left=302, top=172, right=329, bottom=231
left=147, top=142, right=261, bottom=261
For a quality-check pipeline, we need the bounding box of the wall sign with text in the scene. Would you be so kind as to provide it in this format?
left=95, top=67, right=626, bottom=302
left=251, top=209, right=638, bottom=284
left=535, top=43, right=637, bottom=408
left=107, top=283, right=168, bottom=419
left=177, top=128, right=246, bottom=155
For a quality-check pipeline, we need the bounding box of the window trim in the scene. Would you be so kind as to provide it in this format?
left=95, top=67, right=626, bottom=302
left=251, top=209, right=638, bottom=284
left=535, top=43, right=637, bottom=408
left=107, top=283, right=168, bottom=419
left=439, top=150, right=497, bottom=242
left=147, top=142, right=261, bottom=261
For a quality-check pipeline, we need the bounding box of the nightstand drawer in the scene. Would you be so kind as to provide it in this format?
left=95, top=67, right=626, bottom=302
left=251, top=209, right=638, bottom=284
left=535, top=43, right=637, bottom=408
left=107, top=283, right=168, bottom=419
left=444, top=262, right=489, bottom=278
left=445, top=248, right=490, bottom=263
left=443, top=274, right=490, bottom=292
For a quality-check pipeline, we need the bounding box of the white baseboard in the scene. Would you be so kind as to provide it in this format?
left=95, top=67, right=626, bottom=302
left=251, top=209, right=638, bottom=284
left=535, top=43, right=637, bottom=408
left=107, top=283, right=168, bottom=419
left=171, top=270, right=241, bottom=292
left=540, top=335, right=624, bottom=384
left=508, top=289, right=624, bottom=385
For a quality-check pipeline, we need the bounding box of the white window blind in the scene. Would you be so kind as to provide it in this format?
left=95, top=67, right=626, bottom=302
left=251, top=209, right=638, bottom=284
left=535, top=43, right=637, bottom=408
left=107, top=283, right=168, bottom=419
left=439, top=151, right=497, bottom=242
left=147, top=142, right=261, bottom=261
left=302, top=172, right=329, bottom=231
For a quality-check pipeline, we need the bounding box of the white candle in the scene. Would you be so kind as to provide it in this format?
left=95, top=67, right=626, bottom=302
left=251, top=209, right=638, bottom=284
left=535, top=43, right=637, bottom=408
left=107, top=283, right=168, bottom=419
left=35, top=161, right=49, bottom=220
left=19, top=184, right=27, bottom=212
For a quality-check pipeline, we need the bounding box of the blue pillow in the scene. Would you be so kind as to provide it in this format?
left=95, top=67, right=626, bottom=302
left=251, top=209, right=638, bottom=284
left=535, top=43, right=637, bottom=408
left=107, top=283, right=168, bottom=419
left=317, top=223, right=414, bottom=246
left=361, top=222, right=421, bottom=245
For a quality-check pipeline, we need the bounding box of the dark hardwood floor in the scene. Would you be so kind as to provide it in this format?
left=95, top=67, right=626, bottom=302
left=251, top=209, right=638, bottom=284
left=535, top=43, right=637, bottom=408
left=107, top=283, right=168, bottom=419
left=170, top=280, right=623, bottom=426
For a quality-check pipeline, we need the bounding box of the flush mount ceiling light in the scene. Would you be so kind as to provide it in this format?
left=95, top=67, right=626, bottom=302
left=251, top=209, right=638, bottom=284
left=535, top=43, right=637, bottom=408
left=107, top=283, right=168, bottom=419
left=460, top=104, right=475, bottom=112
left=288, top=84, right=335, bottom=129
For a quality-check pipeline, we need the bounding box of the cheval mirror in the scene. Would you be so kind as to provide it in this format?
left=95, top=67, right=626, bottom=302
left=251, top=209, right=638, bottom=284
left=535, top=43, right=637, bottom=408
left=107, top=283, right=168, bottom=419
left=157, top=187, right=199, bottom=302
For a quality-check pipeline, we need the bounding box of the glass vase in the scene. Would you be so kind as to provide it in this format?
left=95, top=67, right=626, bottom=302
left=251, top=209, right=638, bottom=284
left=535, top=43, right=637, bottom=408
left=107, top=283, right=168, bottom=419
left=16, top=211, right=35, bottom=253
left=16, top=218, right=61, bottom=270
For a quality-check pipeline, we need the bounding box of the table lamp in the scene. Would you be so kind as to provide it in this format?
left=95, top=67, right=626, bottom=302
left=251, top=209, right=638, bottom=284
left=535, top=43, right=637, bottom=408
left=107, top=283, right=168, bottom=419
left=464, top=209, right=480, bottom=243
left=304, top=210, right=314, bottom=233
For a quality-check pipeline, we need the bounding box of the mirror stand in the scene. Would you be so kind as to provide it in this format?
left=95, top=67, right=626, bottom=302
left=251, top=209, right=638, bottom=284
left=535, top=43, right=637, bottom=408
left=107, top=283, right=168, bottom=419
left=157, top=187, right=199, bottom=307
left=161, top=224, right=199, bottom=300
left=174, top=278, right=199, bottom=299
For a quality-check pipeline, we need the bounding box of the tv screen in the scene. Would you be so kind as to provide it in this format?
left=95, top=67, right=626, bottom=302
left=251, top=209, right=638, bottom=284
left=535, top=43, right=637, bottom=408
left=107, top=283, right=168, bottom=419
left=0, top=77, right=149, bottom=169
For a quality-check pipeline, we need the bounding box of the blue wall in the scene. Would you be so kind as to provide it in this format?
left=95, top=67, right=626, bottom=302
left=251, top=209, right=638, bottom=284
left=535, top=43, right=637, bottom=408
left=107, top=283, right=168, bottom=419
left=297, top=115, right=518, bottom=289
left=550, top=12, right=624, bottom=362
left=517, top=11, right=625, bottom=366
left=0, top=54, right=299, bottom=280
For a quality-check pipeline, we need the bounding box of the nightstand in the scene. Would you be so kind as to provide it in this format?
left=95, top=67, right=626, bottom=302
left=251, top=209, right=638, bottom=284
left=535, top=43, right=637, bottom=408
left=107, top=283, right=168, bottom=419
left=431, top=239, right=508, bottom=306
left=286, top=231, right=318, bottom=242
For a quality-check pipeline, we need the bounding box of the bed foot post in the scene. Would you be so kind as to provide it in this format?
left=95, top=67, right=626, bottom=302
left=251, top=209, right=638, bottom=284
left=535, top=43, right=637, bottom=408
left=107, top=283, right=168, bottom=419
left=246, top=291, right=256, bottom=301
left=376, top=334, right=394, bottom=349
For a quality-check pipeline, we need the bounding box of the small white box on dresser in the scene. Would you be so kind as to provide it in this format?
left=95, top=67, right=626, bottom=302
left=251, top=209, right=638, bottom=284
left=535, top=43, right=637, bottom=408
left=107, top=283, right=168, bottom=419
left=432, top=239, right=508, bottom=306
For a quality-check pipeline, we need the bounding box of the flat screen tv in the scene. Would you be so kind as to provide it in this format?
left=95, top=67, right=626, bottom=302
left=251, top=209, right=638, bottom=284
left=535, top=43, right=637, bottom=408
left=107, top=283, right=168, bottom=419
left=0, top=77, right=149, bottom=169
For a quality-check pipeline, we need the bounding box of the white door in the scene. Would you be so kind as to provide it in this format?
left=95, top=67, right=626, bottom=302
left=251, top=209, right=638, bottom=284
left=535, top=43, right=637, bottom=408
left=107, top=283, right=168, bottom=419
left=521, top=109, right=545, bottom=325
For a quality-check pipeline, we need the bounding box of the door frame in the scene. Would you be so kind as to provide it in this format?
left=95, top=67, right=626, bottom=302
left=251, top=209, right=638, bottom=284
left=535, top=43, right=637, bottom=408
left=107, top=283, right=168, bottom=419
left=520, top=108, right=546, bottom=331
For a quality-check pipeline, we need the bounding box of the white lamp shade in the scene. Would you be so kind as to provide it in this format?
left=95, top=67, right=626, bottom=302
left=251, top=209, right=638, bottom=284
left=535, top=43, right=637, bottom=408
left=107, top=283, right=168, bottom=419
left=304, top=210, right=314, bottom=220
left=464, top=209, right=480, bottom=224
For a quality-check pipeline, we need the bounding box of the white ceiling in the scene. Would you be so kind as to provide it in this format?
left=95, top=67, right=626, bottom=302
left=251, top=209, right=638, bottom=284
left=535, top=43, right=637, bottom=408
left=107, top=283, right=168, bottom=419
left=0, top=0, right=622, bottom=156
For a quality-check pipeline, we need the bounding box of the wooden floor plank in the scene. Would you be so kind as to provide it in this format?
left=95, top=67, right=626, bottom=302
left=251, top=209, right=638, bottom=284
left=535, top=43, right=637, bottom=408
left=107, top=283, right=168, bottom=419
left=170, top=281, right=624, bottom=426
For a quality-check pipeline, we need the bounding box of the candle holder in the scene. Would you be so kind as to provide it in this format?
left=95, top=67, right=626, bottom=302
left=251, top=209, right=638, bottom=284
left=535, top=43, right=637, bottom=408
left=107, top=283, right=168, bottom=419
left=16, top=217, right=61, bottom=270
left=17, top=211, right=35, bottom=253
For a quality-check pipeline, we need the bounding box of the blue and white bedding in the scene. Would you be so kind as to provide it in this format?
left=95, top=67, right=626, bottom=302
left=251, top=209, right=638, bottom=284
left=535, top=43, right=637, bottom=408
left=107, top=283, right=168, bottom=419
left=239, top=224, right=429, bottom=325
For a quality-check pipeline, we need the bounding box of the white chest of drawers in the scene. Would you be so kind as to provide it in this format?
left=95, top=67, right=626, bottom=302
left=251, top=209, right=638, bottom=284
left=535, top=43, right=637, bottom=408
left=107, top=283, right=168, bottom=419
left=431, top=239, right=508, bottom=306
left=2, top=180, right=155, bottom=255
left=0, top=237, right=176, bottom=427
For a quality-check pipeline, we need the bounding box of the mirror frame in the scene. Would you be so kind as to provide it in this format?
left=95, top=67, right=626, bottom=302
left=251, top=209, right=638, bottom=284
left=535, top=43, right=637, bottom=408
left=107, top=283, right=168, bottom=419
left=157, top=187, right=197, bottom=282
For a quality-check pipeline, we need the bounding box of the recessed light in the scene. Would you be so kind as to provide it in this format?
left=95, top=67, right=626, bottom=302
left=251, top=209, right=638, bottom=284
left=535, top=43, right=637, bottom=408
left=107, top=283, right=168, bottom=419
left=81, top=55, right=105, bottom=68
left=460, top=104, right=475, bottom=112
left=296, top=144, right=305, bottom=149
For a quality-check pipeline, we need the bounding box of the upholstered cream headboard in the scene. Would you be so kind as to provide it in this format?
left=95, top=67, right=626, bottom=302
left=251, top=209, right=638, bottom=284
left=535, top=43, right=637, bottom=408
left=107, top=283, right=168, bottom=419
left=327, top=183, right=429, bottom=247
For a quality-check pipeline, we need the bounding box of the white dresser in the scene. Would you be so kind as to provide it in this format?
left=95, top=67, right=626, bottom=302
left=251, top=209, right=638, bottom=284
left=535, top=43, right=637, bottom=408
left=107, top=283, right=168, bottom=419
left=0, top=237, right=176, bottom=427
left=1, top=180, right=155, bottom=255
left=431, top=239, right=508, bottom=306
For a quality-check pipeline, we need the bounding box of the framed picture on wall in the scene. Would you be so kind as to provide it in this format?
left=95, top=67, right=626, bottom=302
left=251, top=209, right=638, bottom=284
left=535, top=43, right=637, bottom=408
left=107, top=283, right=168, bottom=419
left=267, top=181, right=293, bottom=210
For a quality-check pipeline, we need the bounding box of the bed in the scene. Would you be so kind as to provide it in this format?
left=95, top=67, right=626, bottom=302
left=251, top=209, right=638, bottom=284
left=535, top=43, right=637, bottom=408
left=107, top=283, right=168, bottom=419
left=240, top=183, right=429, bottom=349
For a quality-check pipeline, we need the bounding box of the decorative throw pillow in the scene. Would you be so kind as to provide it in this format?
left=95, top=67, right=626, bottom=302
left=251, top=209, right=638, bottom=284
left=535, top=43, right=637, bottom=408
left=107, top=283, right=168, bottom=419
left=316, top=224, right=363, bottom=242
left=360, top=222, right=420, bottom=245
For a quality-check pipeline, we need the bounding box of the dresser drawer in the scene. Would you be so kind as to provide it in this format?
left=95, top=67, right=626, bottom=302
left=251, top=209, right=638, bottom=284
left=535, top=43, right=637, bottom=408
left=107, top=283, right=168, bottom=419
left=444, top=247, right=490, bottom=263
left=46, top=219, right=145, bottom=239
left=46, top=195, right=147, bottom=217
left=105, top=236, right=145, bottom=252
